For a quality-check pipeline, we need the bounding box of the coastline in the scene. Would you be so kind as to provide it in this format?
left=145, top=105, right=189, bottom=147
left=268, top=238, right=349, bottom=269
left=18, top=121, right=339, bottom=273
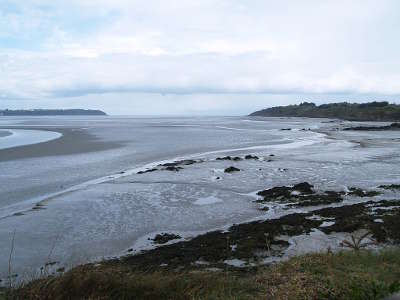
left=1, top=116, right=400, bottom=299
left=0, top=129, right=62, bottom=151
left=0, top=127, right=122, bottom=162
left=6, top=179, right=400, bottom=299
left=0, top=125, right=332, bottom=282
left=0, top=130, right=12, bottom=138
left=4, top=152, right=400, bottom=283
left=0, top=127, right=324, bottom=220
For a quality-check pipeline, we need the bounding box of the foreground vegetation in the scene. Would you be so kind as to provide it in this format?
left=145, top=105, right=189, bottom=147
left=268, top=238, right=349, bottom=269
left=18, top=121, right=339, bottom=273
left=250, top=101, right=400, bottom=121
left=2, top=249, right=400, bottom=300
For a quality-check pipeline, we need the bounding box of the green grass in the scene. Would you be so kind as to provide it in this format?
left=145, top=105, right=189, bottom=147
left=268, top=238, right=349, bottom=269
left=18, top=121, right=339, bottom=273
left=258, top=249, right=400, bottom=299
left=7, top=248, right=400, bottom=300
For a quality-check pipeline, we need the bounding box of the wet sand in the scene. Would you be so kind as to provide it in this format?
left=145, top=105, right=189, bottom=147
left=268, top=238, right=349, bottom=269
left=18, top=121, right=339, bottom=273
left=0, top=130, right=12, bottom=138
left=0, top=127, right=123, bottom=162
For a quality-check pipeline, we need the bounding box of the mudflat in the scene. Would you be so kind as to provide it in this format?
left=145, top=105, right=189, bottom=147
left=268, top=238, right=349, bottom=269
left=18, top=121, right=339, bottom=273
left=0, top=130, right=12, bottom=138
left=0, top=127, right=122, bottom=162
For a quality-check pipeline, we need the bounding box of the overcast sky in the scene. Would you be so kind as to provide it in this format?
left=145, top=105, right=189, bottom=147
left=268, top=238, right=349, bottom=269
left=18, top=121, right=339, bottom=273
left=1, top=0, right=399, bottom=115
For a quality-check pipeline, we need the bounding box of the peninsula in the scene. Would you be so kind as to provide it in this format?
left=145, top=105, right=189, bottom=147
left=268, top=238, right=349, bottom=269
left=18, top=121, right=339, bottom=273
left=0, top=109, right=107, bottom=116
left=250, top=101, right=400, bottom=121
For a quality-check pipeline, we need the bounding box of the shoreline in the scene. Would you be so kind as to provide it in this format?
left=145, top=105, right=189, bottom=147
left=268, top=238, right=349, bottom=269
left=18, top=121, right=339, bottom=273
left=0, top=128, right=324, bottom=220
left=0, top=128, right=331, bottom=282
left=2, top=118, right=400, bottom=297
left=111, top=183, right=399, bottom=272
left=4, top=175, right=399, bottom=284
left=0, top=129, right=62, bottom=151
left=4, top=180, right=400, bottom=299
left=0, top=126, right=123, bottom=162
left=0, top=130, right=12, bottom=138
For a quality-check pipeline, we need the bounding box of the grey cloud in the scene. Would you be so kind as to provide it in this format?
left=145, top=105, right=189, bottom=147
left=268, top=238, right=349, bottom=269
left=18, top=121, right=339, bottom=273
left=1, top=0, right=400, bottom=114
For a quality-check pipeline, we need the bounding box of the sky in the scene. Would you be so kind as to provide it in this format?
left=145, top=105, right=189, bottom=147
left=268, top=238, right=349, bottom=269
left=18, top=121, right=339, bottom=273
left=0, top=0, right=400, bottom=115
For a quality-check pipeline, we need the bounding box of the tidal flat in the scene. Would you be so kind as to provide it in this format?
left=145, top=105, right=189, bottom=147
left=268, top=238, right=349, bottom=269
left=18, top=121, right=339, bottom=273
left=1, top=116, right=400, bottom=285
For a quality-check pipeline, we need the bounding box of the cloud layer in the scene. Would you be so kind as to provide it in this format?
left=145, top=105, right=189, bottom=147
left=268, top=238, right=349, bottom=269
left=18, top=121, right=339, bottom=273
left=1, top=1, right=399, bottom=113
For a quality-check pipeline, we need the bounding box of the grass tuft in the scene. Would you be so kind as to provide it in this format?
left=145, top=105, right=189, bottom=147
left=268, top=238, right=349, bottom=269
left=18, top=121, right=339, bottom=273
left=6, top=248, right=400, bottom=299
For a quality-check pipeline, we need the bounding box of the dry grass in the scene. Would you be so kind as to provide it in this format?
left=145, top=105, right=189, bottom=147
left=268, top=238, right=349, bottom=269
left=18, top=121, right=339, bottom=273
left=6, top=248, right=400, bottom=300
left=257, top=249, right=400, bottom=299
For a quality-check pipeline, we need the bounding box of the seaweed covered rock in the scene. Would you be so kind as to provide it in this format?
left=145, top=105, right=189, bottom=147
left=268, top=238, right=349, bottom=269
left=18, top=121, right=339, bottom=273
left=216, top=156, right=242, bottom=161
left=152, top=233, right=181, bottom=244
left=343, top=123, right=400, bottom=131
left=257, top=182, right=314, bottom=199
left=293, top=182, right=314, bottom=194
left=348, top=187, right=381, bottom=197
left=291, top=193, right=343, bottom=207
left=164, top=166, right=183, bottom=172
left=123, top=213, right=321, bottom=269
left=119, top=198, right=400, bottom=271
left=137, top=168, right=157, bottom=174
left=379, top=184, right=400, bottom=190
left=224, top=166, right=240, bottom=173
left=244, top=155, right=259, bottom=160
left=257, top=186, right=293, bottom=199
left=256, top=182, right=344, bottom=207
left=160, top=159, right=200, bottom=167
left=314, top=199, right=400, bottom=243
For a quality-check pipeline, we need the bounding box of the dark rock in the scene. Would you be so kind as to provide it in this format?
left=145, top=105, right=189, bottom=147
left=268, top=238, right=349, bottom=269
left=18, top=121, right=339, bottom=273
left=122, top=213, right=321, bottom=270
left=292, top=182, right=314, bottom=194
left=348, top=187, right=381, bottom=197
left=314, top=200, right=400, bottom=243
left=119, top=198, right=400, bottom=271
left=137, top=168, right=157, bottom=174
left=280, top=128, right=292, bottom=131
left=224, top=166, right=240, bottom=173
left=244, top=155, right=259, bottom=160
left=216, top=156, right=242, bottom=161
left=379, top=184, right=400, bottom=190
left=32, top=204, right=46, bottom=210
left=343, top=123, right=400, bottom=131
left=256, top=182, right=343, bottom=207
left=291, top=193, right=343, bottom=207
left=161, top=159, right=199, bottom=167
left=216, top=156, right=232, bottom=160
left=257, top=186, right=293, bottom=199
left=153, top=233, right=182, bottom=244
left=315, top=203, right=371, bottom=234
left=259, top=206, right=270, bottom=211
left=164, top=166, right=183, bottom=172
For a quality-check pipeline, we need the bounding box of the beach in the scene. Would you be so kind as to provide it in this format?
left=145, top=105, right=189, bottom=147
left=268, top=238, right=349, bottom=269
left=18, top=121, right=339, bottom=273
left=1, top=116, right=400, bottom=283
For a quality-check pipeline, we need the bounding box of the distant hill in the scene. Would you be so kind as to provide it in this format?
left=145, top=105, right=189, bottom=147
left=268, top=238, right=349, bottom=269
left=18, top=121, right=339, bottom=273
left=0, top=109, right=107, bottom=116
left=249, top=101, right=400, bottom=121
